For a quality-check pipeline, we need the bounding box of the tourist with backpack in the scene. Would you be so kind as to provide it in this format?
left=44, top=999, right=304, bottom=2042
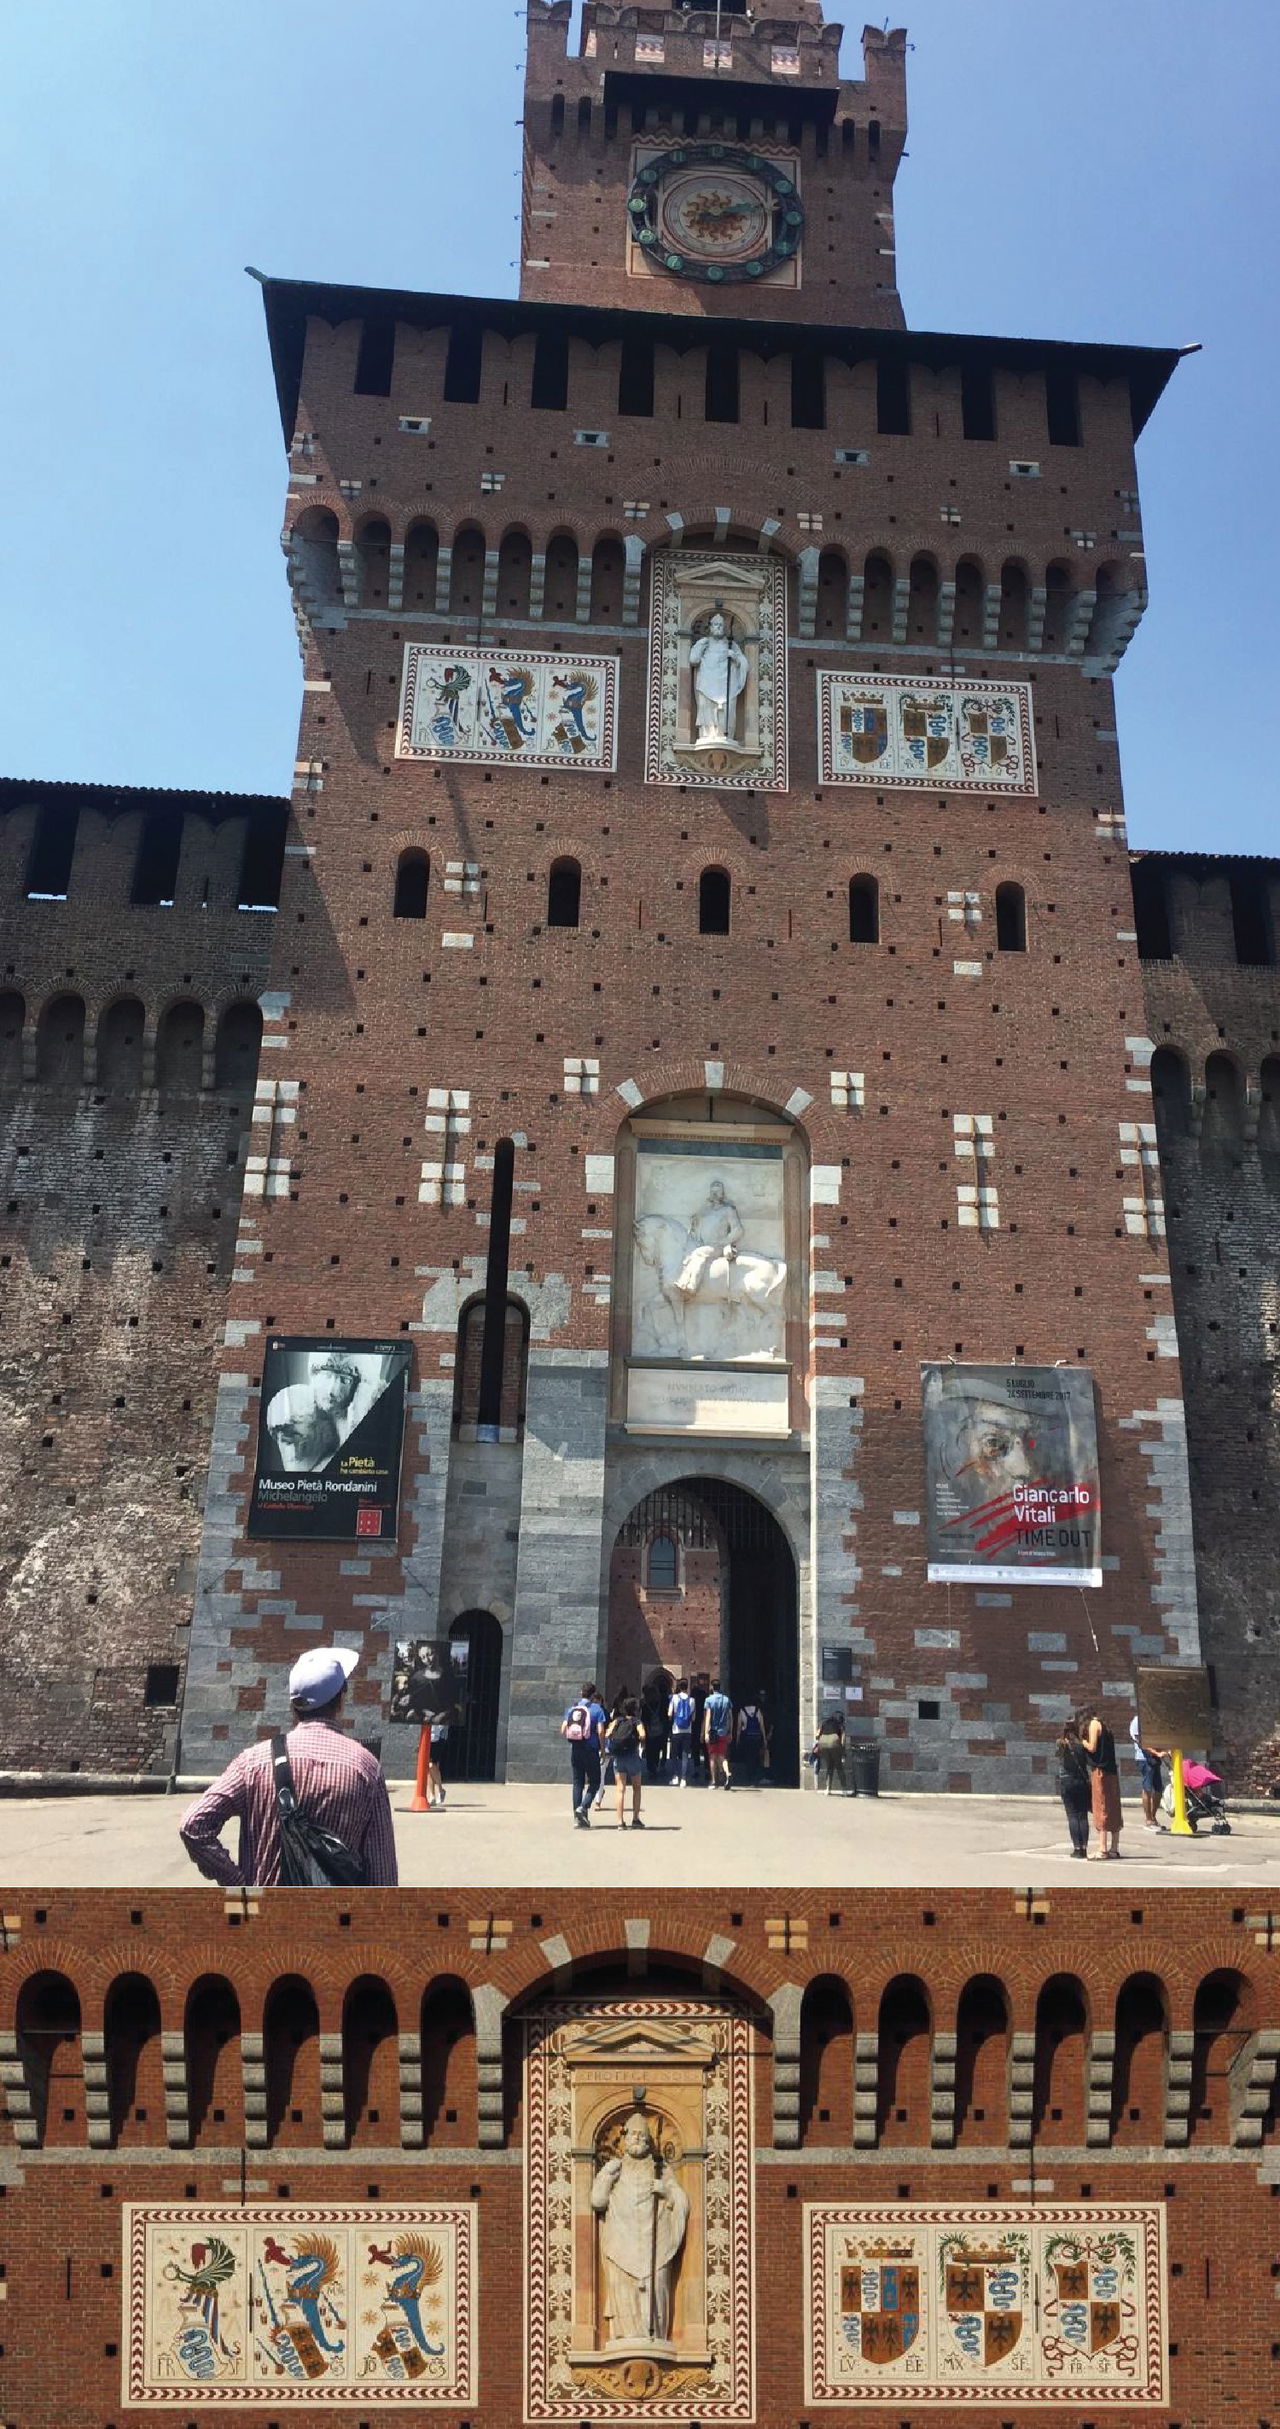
left=667, top=1677, right=696, bottom=1785
left=604, top=1697, right=647, bottom=1828
left=733, top=1692, right=770, bottom=1787
left=179, top=1646, right=397, bottom=1886
left=703, top=1678, right=735, bottom=1789
left=560, top=1681, right=607, bottom=1828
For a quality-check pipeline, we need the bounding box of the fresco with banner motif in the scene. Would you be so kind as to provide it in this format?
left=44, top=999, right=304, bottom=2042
left=805, top=2204, right=1166, bottom=2407
left=817, top=673, right=1036, bottom=793
left=123, top=2205, right=475, bottom=2407
left=396, top=643, right=619, bottom=772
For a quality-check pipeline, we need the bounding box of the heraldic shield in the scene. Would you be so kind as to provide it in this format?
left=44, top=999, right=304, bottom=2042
left=900, top=693, right=952, bottom=770
left=942, top=2243, right=1025, bottom=2368
left=839, top=2253, right=921, bottom=2363
left=838, top=697, right=890, bottom=765
left=1043, top=2230, right=1136, bottom=2366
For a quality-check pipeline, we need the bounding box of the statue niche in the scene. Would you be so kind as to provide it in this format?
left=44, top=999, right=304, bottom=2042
left=645, top=548, right=788, bottom=790
left=590, top=2103, right=690, bottom=2355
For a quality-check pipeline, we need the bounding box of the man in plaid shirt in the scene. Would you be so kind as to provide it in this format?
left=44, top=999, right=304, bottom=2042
left=179, top=1646, right=398, bottom=1887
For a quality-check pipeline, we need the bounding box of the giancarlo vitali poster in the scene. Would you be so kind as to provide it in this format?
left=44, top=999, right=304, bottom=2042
left=248, top=1339, right=411, bottom=1542
left=921, top=1363, right=1102, bottom=1588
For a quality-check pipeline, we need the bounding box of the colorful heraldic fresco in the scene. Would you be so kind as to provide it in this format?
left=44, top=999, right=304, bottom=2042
left=123, top=2204, right=476, bottom=2407
left=646, top=551, right=787, bottom=790
left=396, top=644, right=619, bottom=773
left=805, top=2205, right=1167, bottom=2408
left=818, top=674, right=1036, bottom=795
left=921, top=1362, right=1103, bottom=1587
left=248, top=1338, right=411, bottom=1543
left=523, top=1998, right=754, bottom=2421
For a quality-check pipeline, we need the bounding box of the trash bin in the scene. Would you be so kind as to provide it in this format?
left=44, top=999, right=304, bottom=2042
left=847, top=1741, right=880, bottom=1798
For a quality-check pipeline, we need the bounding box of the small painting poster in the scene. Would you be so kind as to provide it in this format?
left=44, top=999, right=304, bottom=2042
left=805, top=2204, right=1166, bottom=2407
left=818, top=674, right=1036, bottom=794
left=921, top=1362, right=1102, bottom=1587
left=396, top=644, right=618, bottom=772
left=247, top=1339, right=411, bottom=1543
left=123, top=2203, right=476, bottom=2407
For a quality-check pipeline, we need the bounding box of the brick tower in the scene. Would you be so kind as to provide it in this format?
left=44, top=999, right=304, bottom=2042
left=178, top=0, right=1202, bottom=1789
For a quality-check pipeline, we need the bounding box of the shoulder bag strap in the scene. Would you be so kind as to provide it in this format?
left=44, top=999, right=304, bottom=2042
left=270, top=1732, right=299, bottom=1822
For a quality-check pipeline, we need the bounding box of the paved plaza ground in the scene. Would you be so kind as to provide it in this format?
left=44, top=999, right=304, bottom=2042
left=0, top=1780, right=1275, bottom=1887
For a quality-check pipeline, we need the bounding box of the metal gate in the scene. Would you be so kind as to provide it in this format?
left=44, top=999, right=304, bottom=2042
left=440, top=1609, right=503, bottom=1781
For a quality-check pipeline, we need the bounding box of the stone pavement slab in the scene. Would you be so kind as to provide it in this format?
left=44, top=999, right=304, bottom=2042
left=0, top=1782, right=1276, bottom=1887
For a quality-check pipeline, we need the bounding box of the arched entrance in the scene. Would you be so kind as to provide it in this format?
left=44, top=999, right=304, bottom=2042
left=607, top=1477, right=800, bottom=1784
left=441, top=1609, right=503, bottom=1781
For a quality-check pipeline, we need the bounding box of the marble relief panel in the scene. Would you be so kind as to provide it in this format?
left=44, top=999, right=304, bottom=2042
left=805, top=2203, right=1167, bottom=2407
left=123, top=2204, right=475, bottom=2407
left=524, top=1998, right=754, bottom=2421
left=817, top=673, right=1036, bottom=794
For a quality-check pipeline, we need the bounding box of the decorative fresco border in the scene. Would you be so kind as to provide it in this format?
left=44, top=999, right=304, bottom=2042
left=817, top=672, right=1037, bottom=794
left=804, top=2202, right=1167, bottom=2408
left=123, top=2203, right=476, bottom=2408
left=524, top=1997, right=755, bottom=2421
left=395, top=643, right=619, bottom=773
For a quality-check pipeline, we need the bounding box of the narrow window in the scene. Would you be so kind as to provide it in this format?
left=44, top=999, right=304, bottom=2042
left=699, top=868, right=731, bottom=934
left=354, top=320, right=395, bottom=397
left=867, top=116, right=881, bottom=162
left=961, top=360, right=995, bottom=440
left=236, top=809, right=286, bottom=912
left=546, top=856, right=581, bottom=928
left=876, top=357, right=910, bottom=435
left=144, top=1663, right=180, bottom=1707
left=1131, top=859, right=1173, bottom=960
left=550, top=94, right=565, bottom=136
left=1230, top=869, right=1274, bottom=966
left=704, top=344, right=740, bottom=424
left=24, top=802, right=78, bottom=900
left=443, top=322, right=483, bottom=405
left=618, top=336, right=655, bottom=417
left=995, top=881, right=1026, bottom=953
left=131, top=812, right=181, bottom=907
left=531, top=329, right=569, bottom=411
left=646, top=1534, right=678, bottom=1591
left=849, top=874, right=879, bottom=943
left=1045, top=365, right=1080, bottom=446
left=790, top=347, right=826, bottom=430
left=577, top=95, right=592, bottom=134
left=477, top=1139, right=515, bottom=1439
left=393, top=849, right=429, bottom=920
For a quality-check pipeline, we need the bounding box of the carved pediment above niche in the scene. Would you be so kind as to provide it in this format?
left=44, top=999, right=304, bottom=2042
left=645, top=548, right=788, bottom=789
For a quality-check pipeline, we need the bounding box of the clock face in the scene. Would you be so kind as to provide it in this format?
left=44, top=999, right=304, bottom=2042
left=627, top=145, right=804, bottom=284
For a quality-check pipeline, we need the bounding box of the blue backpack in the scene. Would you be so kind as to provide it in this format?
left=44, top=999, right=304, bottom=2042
left=671, top=1692, right=694, bottom=1733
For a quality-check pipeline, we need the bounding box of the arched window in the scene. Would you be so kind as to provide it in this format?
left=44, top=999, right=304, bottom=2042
left=35, top=993, right=85, bottom=1087
left=995, top=881, right=1026, bottom=952
left=907, top=551, right=938, bottom=640
left=452, top=1289, right=529, bottom=1441
left=1259, top=1054, right=1280, bottom=1157
left=15, top=1971, right=83, bottom=2146
left=1031, top=1974, right=1088, bottom=2144
left=420, top=1978, right=476, bottom=2145
left=404, top=518, right=439, bottom=608
left=1203, top=1051, right=1245, bottom=1149
left=699, top=867, right=730, bottom=935
left=185, top=1975, right=242, bottom=2145
left=862, top=549, right=892, bottom=639
left=97, top=996, right=146, bottom=1093
left=0, top=989, right=25, bottom=1089
left=104, top=1972, right=164, bottom=2146
left=1111, top=1974, right=1168, bottom=2145
left=646, top=1533, right=678, bottom=1591
left=815, top=548, right=849, bottom=637
left=952, top=554, right=984, bottom=647
left=999, top=559, right=1029, bottom=648
left=1132, top=859, right=1173, bottom=959
left=1042, top=560, right=1072, bottom=653
left=550, top=93, right=565, bottom=136
left=1190, top=1970, right=1253, bottom=2143
left=214, top=999, right=262, bottom=1094
left=547, top=856, right=581, bottom=928
left=799, top=1976, right=854, bottom=2146
left=264, top=1975, right=321, bottom=2145
left=290, top=504, right=342, bottom=616
left=849, top=874, right=879, bottom=944
left=497, top=527, right=533, bottom=617
left=589, top=534, right=625, bottom=622
left=155, top=999, right=204, bottom=1100
left=876, top=1975, right=931, bottom=2144
left=448, top=522, right=486, bottom=613
left=394, top=847, right=429, bottom=920
left=342, top=1975, right=399, bottom=2146
left=953, top=1975, right=1009, bottom=2144
left=356, top=515, right=391, bottom=607
left=543, top=531, right=580, bottom=621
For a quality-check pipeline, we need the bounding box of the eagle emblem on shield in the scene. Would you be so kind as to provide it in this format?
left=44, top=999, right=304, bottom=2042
left=839, top=2246, right=921, bottom=2363
left=941, top=2239, right=1027, bottom=2369
left=1041, top=2231, right=1140, bottom=2373
left=956, top=693, right=1017, bottom=778
left=900, top=693, right=952, bottom=769
left=837, top=696, right=889, bottom=766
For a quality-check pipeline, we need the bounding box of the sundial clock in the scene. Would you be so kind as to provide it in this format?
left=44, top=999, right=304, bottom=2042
left=626, top=144, right=804, bottom=283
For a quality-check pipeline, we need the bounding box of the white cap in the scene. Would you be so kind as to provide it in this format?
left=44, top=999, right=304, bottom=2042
left=288, top=1645, right=360, bottom=1710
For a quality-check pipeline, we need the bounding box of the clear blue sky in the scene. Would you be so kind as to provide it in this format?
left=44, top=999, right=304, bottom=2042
left=2, top=1, right=1276, bottom=852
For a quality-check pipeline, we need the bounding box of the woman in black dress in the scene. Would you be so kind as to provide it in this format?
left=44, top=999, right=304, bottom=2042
left=1056, top=1717, right=1092, bottom=1858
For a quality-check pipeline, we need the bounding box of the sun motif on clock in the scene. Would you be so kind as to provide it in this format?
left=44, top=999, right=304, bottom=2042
left=627, top=145, right=804, bottom=283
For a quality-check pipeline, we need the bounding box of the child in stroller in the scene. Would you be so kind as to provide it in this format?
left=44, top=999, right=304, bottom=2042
left=1157, top=1759, right=1231, bottom=1835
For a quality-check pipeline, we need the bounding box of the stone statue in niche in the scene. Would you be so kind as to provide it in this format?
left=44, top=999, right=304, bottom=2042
left=590, top=2106, right=690, bottom=2348
left=689, top=607, right=750, bottom=751
left=645, top=548, right=788, bottom=789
